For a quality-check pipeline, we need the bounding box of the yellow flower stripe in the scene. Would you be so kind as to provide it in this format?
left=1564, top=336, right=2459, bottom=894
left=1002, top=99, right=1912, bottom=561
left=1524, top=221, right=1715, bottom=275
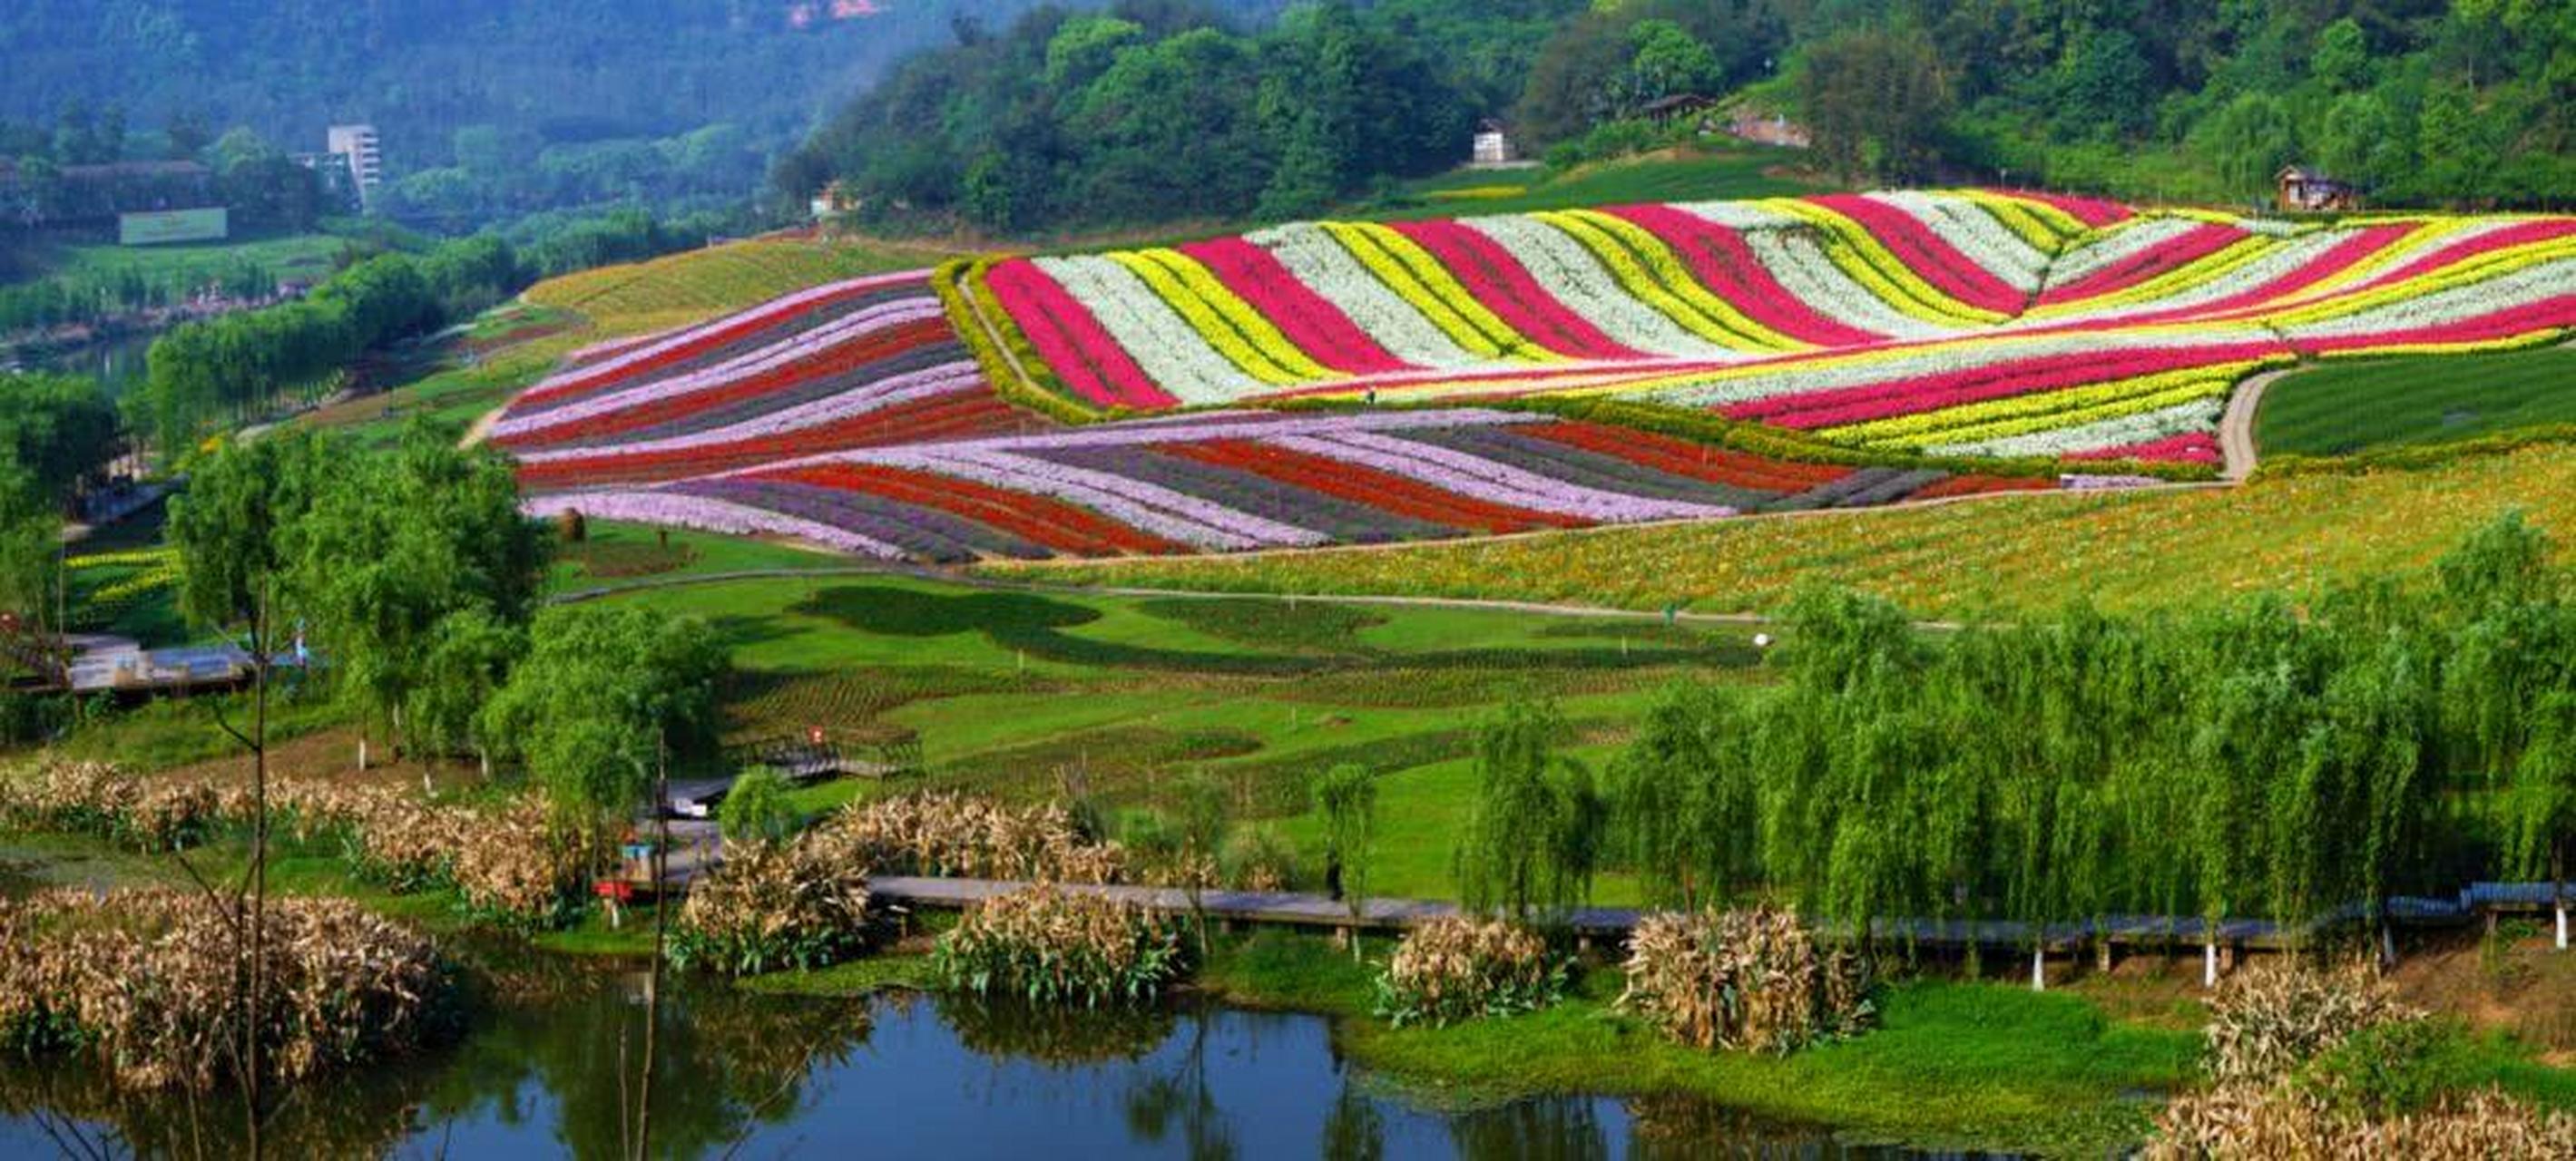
left=1828, top=360, right=2277, bottom=448
left=1962, top=190, right=2088, bottom=249
left=1955, top=192, right=2070, bottom=253
left=1871, top=376, right=2238, bottom=450
left=68, top=547, right=181, bottom=571
left=1127, top=249, right=1334, bottom=382
left=1106, top=252, right=1310, bottom=385
left=2250, top=236, right=2576, bottom=327
left=1760, top=199, right=2008, bottom=327
left=1321, top=222, right=1549, bottom=361
left=2023, top=232, right=2291, bottom=320
left=2310, top=327, right=2571, bottom=362
left=1552, top=210, right=1805, bottom=351
left=2231, top=218, right=2465, bottom=315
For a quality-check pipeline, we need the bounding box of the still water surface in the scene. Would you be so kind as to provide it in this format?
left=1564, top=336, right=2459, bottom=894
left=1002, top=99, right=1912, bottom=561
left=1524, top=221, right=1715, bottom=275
left=0, top=962, right=1983, bottom=1159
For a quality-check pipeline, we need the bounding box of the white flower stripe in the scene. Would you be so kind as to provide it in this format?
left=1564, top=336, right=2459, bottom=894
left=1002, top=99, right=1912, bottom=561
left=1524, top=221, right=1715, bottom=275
left=1033, top=257, right=1270, bottom=406
left=1245, top=224, right=1478, bottom=366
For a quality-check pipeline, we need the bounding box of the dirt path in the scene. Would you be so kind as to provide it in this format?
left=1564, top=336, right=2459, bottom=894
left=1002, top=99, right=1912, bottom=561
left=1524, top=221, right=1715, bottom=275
left=2219, top=367, right=2300, bottom=481
left=460, top=403, right=507, bottom=449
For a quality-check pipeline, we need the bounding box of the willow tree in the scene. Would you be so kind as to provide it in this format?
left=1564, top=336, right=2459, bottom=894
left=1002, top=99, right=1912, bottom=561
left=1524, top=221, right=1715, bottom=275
left=2512, top=692, right=2576, bottom=951
left=1609, top=681, right=1760, bottom=912
left=1455, top=698, right=1604, bottom=921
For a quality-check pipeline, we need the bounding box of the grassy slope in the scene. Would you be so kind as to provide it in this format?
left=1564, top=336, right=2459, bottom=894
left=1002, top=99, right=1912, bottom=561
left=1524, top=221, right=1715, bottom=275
left=1373, top=146, right=1817, bottom=220
left=2258, top=346, right=2576, bottom=458
left=978, top=443, right=2576, bottom=620
left=581, top=572, right=1768, bottom=902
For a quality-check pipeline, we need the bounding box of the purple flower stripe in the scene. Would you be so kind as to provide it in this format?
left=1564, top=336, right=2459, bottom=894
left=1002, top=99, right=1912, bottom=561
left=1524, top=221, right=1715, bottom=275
left=521, top=283, right=935, bottom=417
left=495, top=297, right=949, bottom=439
left=867, top=448, right=1318, bottom=551
left=1032, top=445, right=1455, bottom=545
left=526, top=270, right=931, bottom=400
left=2061, top=473, right=2166, bottom=491
left=523, top=491, right=906, bottom=559
left=1397, top=426, right=1781, bottom=508
left=1278, top=432, right=1736, bottom=522
left=672, top=479, right=1022, bottom=564
left=735, top=408, right=1543, bottom=482
left=519, top=356, right=982, bottom=458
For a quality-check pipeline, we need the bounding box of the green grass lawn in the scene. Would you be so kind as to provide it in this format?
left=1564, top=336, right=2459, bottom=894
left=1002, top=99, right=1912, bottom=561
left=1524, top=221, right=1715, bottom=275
left=2257, top=345, right=2576, bottom=458
left=591, top=572, right=1768, bottom=881
left=1364, top=146, right=1817, bottom=222
left=30, top=230, right=348, bottom=288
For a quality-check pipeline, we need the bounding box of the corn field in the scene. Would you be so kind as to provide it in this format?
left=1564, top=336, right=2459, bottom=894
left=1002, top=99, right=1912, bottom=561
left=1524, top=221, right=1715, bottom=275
left=1374, top=917, right=1565, bottom=1028
left=929, top=885, right=1185, bottom=1007
left=1618, top=907, right=1874, bottom=1054
left=0, top=890, right=446, bottom=1091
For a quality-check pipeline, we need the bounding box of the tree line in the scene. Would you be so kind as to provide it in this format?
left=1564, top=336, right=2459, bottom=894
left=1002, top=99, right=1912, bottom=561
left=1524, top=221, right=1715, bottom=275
left=1456, top=514, right=2576, bottom=969
left=137, top=207, right=743, bottom=452
left=785, top=0, right=2576, bottom=230
left=168, top=424, right=726, bottom=861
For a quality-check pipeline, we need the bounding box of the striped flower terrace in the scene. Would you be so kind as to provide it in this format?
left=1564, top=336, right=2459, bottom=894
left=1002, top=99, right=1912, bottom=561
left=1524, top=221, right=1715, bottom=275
left=968, top=191, right=2576, bottom=464
left=519, top=408, right=2054, bottom=563
left=486, top=190, right=2575, bottom=562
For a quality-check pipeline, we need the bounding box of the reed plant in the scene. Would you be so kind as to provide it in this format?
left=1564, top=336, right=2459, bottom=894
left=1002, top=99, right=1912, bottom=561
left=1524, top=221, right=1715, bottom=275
left=820, top=793, right=1126, bottom=884
left=673, top=834, right=873, bottom=975
left=2203, top=964, right=2416, bottom=1086
left=929, top=885, right=1186, bottom=1007
left=1374, top=917, right=1565, bottom=1028
left=1618, top=907, right=1874, bottom=1054
left=0, top=890, right=446, bottom=1091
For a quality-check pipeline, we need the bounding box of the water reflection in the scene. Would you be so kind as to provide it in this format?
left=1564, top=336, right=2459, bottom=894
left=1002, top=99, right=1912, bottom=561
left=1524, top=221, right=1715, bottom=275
left=0, top=961, right=1984, bottom=1159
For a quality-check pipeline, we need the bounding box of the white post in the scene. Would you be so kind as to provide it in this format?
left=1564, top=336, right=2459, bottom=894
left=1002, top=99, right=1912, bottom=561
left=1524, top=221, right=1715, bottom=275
left=2558, top=903, right=2567, bottom=951
left=2203, top=941, right=2218, bottom=989
left=358, top=737, right=369, bottom=771
left=2031, top=946, right=2045, bottom=991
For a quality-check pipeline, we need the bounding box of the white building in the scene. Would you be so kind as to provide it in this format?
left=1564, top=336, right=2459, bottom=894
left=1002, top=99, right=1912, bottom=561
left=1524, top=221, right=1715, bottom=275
left=326, top=124, right=385, bottom=208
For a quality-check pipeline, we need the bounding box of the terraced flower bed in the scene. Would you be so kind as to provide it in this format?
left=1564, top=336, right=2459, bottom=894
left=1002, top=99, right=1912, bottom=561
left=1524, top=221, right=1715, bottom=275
left=491, top=190, right=2575, bottom=564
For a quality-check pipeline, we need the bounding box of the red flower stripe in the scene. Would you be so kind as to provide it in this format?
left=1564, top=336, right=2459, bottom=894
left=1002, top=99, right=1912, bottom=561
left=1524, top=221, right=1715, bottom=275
left=984, top=259, right=1176, bottom=410
left=1519, top=421, right=1851, bottom=493
left=1609, top=206, right=1885, bottom=347
left=519, top=275, right=921, bottom=407
left=493, top=317, right=956, bottom=448
left=2270, top=220, right=2576, bottom=311
left=514, top=391, right=1024, bottom=488
left=2008, top=190, right=2134, bottom=229
left=1728, top=340, right=2287, bottom=430
left=1385, top=220, right=1642, bottom=360
left=2070, top=433, right=2219, bottom=464
left=1163, top=440, right=1581, bottom=535
left=761, top=462, right=1184, bottom=556
left=2294, top=295, right=2576, bottom=357
left=1179, top=239, right=1409, bottom=375
left=1815, top=195, right=2023, bottom=315
left=2124, top=224, right=2419, bottom=327
left=2038, top=222, right=2245, bottom=307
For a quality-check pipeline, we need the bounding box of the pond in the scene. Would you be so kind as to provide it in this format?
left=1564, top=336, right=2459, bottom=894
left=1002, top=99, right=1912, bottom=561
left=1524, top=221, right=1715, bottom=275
left=0, top=960, right=1993, bottom=1160
left=20, top=329, right=155, bottom=397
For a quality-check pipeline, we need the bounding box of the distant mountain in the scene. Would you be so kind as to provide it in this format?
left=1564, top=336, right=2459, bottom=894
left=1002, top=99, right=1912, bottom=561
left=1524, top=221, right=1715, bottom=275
left=0, top=1, right=1066, bottom=172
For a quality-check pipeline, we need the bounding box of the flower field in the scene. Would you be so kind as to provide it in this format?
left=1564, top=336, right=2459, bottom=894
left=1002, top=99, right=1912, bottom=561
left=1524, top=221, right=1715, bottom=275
left=969, top=192, right=2576, bottom=465
left=488, top=190, right=2575, bottom=563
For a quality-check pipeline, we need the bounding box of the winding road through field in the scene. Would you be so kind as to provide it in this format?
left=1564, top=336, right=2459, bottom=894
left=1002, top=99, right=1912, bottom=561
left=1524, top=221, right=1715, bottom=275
left=2219, top=367, right=2300, bottom=481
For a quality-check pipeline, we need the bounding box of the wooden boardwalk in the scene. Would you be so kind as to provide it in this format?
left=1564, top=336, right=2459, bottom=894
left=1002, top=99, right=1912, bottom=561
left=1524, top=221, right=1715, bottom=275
left=870, top=876, right=2557, bottom=954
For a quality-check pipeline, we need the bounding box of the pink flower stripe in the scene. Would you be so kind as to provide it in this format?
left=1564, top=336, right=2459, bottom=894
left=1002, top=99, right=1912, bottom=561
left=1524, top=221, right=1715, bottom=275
left=513, top=362, right=985, bottom=463
left=1178, top=239, right=1410, bottom=374
left=493, top=298, right=951, bottom=441
left=984, top=259, right=1175, bottom=410
left=1814, top=194, right=2023, bottom=315
left=2038, top=222, right=2245, bottom=307
left=2070, top=433, right=2219, bottom=464
left=2121, top=223, right=2420, bottom=327
left=1384, top=220, right=1642, bottom=360
left=1608, top=205, right=1884, bottom=347
left=2265, top=220, right=2576, bottom=313
left=523, top=490, right=906, bottom=559
left=1729, top=341, right=2286, bottom=431
left=519, top=270, right=929, bottom=406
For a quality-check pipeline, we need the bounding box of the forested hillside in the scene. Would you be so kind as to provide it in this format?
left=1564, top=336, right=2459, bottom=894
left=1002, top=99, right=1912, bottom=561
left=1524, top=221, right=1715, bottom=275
left=0, top=0, right=1226, bottom=224
left=782, top=0, right=2576, bottom=235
